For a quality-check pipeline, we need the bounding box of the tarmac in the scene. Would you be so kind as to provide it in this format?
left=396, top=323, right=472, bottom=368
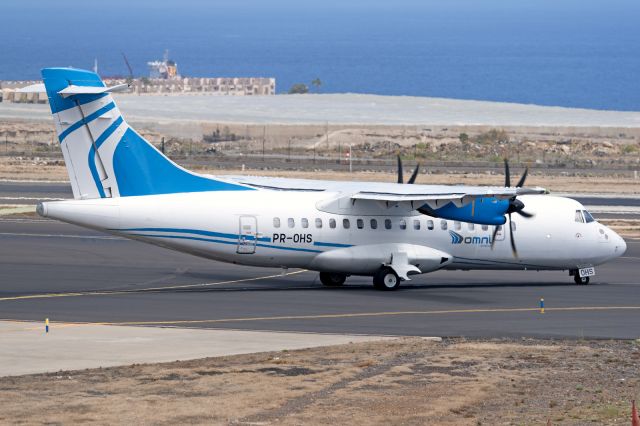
left=0, top=321, right=393, bottom=377
left=1, top=218, right=639, bottom=341
left=1, top=181, right=639, bottom=377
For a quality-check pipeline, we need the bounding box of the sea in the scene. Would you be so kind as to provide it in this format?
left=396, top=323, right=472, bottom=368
left=1, top=0, right=638, bottom=111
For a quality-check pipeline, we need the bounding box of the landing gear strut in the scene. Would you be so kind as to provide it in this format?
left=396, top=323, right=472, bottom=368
left=319, top=272, right=347, bottom=287
left=373, top=267, right=401, bottom=291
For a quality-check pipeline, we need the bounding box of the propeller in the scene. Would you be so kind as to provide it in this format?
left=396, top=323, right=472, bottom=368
left=396, top=155, right=421, bottom=184
left=491, top=159, right=535, bottom=257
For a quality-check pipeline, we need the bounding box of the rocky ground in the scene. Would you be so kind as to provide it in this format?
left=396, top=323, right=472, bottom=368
left=0, top=338, right=638, bottom=425
left=1, top=120, right=639, bottom=169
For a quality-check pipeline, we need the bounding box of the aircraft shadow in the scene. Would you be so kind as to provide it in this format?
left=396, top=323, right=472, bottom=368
left=141, top=280, right=590, bottom=295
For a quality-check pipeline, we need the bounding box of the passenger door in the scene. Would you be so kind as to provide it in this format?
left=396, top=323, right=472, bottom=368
left=237, top=215, right=258, bottom=254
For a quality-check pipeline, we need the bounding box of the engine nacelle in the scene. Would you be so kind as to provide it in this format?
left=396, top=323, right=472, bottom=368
left=309, top=243, right=452, bottom=276
left=419, top=197, right=509, bottom=225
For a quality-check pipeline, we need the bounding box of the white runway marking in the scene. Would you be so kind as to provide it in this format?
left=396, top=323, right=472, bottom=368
left=0, top=196, right=65, bottom=201
left=0, top=270, right=310, bottom=302
left=0, top=232, right=121, bottom=240
left=0, top=218, right=53, bottom=223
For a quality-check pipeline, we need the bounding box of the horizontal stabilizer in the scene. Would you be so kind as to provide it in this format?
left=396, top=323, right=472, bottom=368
left=58, top=83, right=130, bottom=98
left=16, top=83, right=46, bottom=93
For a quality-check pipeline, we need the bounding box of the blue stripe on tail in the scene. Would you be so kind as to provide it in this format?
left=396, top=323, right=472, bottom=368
left=112, top=128, right=253, bottom=196
left=42, top=67, right=255, bottom=197
left=87, top=116, right=124, bottom=198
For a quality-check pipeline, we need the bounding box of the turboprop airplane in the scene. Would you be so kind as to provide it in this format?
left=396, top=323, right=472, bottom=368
left=36, top=68, right=627, bottom=290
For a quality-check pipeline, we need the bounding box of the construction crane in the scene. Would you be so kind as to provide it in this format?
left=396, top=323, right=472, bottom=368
left=121, top=52, right=134, bottom=80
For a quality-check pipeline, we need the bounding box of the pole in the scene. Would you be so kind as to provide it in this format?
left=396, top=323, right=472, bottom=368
left=325, top=121, right=329, bottom=148
left=262, top=125, right=266, bottom=162
left=161, top=137, right=165, bottom=154
left=288, top=138, right=291, bottom=162
left=349, top=145, right=352, bottom=173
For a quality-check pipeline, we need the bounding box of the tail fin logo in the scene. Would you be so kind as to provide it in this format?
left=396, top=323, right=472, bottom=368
left=449, top=231, right=463, bottom=244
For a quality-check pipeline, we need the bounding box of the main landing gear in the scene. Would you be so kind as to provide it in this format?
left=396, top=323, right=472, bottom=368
left=373, top=267, right=401, bottom=291
left=319, top=272, right=347, bottom=287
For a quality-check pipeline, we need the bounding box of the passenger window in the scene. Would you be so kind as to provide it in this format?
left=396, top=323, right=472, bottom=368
left=454, top=221, right=461, bottom=231
left=583, top=210, right=595, bottom=223
left=468, top=223, right=475, bottom=231
left=440, top=220, right=448, bottom=230
left=273, top=217, right=280, bottom=228
left=427, top=220, right=434, bottom=230
left=370, top=219, right=378, bottom=229
left=357, top=218, right=364, bottom=229
left=329, top=218, right=336, bottom=229
left=575, top=210, right=584, bottom=223
left=413, top=219, right=420, bottom=230
left=301, top=218, right=309, bottom=228
left=288, top=218, right=295, bottom=228
left=385, top=219, right=392, bottom=230
left=399, top=219, right=407, bottom=230
left=315, top=218, right=323, bottom=228
left=481, top=224, right=488, bottom=231
left=343, top=218, right=350, bottom=229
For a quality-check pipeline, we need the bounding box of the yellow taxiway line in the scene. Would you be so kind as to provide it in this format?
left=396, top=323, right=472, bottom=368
left=2, top=306, right=640, bottom=330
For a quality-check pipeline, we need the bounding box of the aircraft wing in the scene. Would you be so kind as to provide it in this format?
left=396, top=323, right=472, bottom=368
left=350, top=186, right=544, bottom=207
left=221, top=174, right=545, bottom=209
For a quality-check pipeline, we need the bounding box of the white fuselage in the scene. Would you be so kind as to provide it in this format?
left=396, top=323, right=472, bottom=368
left=39, top=190, right=627, bottom=276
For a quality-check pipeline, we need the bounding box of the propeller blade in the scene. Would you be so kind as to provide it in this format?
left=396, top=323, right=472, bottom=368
left=508, top=213, right=518, bottom=257
left=397, top=155, right=403, bottom=184
left=490, top=224, right=500, bottom=250
left=504, top=159, right=511, bottom=187
left=407, top=163, right=420, bottom=184
left=517, top=209, right=534, bottom=219
left=515, top=167, right=529, bottom=188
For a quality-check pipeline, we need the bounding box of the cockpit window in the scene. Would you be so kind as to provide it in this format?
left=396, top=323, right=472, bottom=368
left=583, top=210, right=595, bottom=223
left=575, top=210, right=584, bottom=223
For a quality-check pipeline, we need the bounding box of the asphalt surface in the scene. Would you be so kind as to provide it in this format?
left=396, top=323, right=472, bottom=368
left=1, top=218, right=639, bottom=339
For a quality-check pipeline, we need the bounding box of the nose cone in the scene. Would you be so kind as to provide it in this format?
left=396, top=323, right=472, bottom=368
left=613, top=231, right=627, bottom=257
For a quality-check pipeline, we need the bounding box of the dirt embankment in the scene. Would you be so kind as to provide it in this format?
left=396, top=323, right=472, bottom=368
left=1, top=338, right=638, bottom=425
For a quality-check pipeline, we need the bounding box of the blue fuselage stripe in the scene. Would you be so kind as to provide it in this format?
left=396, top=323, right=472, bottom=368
left=128, top=233, right=322, bottom=253
left=114, top=227, right=272, bottom=242
left=59, top=102, right=116, bottom=143
left=313, top=241, right=353, bottom=248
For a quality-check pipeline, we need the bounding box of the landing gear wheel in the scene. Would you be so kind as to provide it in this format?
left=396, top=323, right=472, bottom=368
left=373, top=267, right=400, bottom=291
left=319, top=272, right=347, bottom=287
left=574, top=275, right=590, bottom=285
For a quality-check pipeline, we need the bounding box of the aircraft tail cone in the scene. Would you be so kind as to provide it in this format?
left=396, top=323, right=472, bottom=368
left=632, top=400, right=640, bottom=426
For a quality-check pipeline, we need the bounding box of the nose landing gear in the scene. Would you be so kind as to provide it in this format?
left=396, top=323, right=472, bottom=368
left=574, top=275, right=590, bottom=285
left=570, top=269, right=591, bottom=285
